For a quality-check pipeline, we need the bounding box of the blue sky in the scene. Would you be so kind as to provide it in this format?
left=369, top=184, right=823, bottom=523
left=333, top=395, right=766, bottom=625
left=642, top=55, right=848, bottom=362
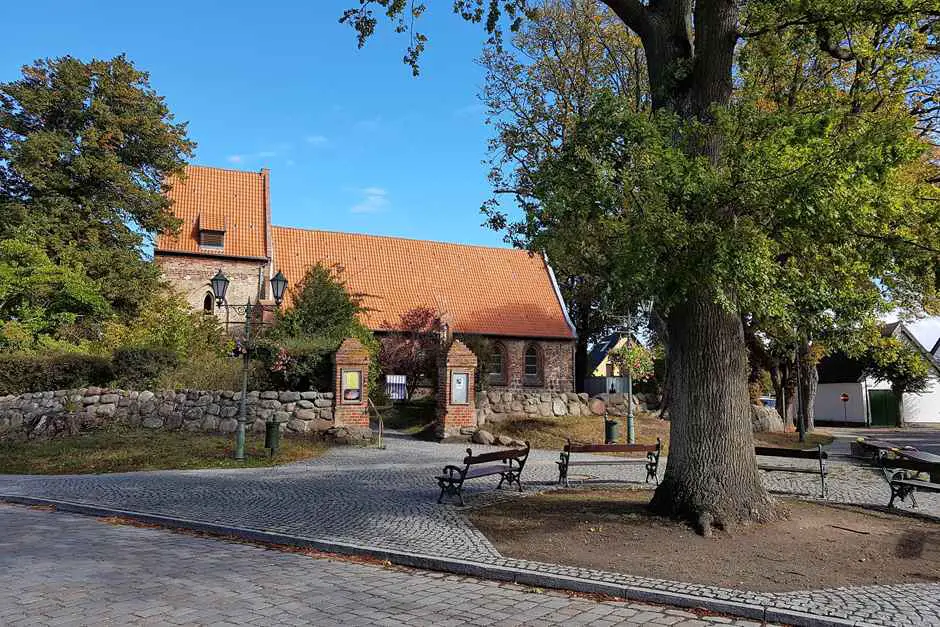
left=1, top=1, right=506, bottom=246
left=6, top=2, right=940, bottom=348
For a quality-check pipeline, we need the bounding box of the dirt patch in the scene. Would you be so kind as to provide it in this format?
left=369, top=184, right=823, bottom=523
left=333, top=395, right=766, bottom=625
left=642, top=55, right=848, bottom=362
left=468, top=489, right=940, bottom=591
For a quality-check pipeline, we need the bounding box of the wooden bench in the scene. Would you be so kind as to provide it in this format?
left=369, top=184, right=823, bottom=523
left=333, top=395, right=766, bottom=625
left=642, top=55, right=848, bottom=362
left=878, top=450, right=940, bottom=508
left=755, top=445, right=828, bottom=498
left=436, top=442, right=530, bottom=506
left=556, top=438, right=661, bottom=487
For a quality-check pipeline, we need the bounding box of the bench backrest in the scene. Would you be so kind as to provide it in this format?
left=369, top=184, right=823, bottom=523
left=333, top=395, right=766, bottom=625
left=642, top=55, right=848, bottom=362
left=464, top=442, right=530, bottom=466
left=754, top=444, right=827, bottom=460
left=565, top=438, right=660, bottom=454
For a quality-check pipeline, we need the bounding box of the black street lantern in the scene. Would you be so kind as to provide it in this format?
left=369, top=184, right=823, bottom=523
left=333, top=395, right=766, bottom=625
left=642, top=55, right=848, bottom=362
left=270, top=270, right=288, bottom=306
left=211, top=269, right=230, bottom=307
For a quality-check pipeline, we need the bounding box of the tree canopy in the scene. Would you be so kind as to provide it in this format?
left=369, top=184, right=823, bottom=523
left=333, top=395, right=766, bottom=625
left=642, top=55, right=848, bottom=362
left=341, top=0, right=940, bottom=530
left=0, top=54, right=195, bottom=317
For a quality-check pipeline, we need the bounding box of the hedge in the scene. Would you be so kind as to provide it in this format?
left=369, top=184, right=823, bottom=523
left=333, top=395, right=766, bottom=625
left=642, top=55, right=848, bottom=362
left=112, top=346, right=179, bottom=388
left=0, top=353, right=113, bottom=395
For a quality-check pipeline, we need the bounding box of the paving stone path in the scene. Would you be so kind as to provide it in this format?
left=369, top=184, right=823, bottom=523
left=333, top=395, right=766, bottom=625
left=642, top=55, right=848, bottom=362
left=1, top=433, right=938, bottom=625
left=0, top=504, right=769, bottom=627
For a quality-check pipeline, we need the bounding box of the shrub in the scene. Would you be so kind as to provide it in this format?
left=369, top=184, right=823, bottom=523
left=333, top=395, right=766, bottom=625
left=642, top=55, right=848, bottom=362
left=112, top=346, right=180, bottom=388
left=0, top=353, right=113, bottom=394
left=153, top=353, right=251, bottom=391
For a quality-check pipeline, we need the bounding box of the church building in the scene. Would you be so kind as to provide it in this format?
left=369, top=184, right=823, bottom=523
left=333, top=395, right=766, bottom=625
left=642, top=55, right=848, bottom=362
left=155, top=165, right=577, bottom=391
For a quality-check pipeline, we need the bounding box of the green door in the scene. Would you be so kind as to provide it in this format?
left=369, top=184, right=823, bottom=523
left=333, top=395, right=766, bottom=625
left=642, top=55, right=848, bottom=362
left=868, top=389, right=900, bottom=427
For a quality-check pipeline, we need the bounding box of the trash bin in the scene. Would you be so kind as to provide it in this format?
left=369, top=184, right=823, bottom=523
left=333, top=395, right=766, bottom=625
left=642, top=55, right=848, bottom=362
left=264, top=420, right=280, bottom=455
left=604, top=418, right=619, bottom=444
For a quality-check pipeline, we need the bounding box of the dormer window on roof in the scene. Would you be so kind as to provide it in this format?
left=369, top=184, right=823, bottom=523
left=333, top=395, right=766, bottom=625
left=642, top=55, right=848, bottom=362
left=199, top=229, right=224, bottom=248
left=198, top=213, right=226, bottom=249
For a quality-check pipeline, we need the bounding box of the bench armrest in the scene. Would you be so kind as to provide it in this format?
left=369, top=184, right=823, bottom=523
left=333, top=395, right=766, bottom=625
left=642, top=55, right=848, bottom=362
left=439, top=464, right=466, bottom=481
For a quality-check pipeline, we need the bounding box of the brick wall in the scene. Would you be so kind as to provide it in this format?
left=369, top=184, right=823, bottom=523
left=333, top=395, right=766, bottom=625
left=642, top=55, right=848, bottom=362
left=333, top=338, right=371, bottom=429
left=485, top=338, right=575, bottom=392
left=156, top=253, right=269, bottom=327
left=437, top=340, right=478, bottom=436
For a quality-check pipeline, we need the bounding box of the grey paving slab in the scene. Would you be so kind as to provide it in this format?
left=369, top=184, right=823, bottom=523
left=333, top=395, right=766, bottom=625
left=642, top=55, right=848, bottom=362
left=0, top=431, right=938, bottom=625
left=0, top=505, right=771, bottom=626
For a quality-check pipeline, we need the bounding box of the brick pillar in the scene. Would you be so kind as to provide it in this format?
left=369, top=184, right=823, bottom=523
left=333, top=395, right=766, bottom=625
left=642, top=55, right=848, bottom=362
left=333, top=338, right=370, bottom=428
left=437, top=340, right=478, bottom=438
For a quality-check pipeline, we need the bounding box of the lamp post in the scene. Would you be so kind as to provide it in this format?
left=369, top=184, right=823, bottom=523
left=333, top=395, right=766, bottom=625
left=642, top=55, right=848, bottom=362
left=212, top=269, right=288, bottom=460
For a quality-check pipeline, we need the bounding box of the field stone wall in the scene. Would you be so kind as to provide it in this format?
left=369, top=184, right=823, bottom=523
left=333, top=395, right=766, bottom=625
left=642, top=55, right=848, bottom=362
left=477, top=390, right=658, bottom=423
left=0, top=388, right=374, bottom=443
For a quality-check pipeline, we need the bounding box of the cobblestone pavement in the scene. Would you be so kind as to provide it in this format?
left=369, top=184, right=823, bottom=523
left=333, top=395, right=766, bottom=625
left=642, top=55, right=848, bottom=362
left=0, top=504, right=771, bottom=627
left=1, top=432, right=939, bottom=625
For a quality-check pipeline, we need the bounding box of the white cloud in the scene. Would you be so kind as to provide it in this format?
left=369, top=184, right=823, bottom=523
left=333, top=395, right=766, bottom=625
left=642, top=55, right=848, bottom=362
left=257, top=150, right=277, bottom=158
left=306, top=134, right=328, bottom=145
left=226, top=154, right=244, bottom=164
left=350, top=187, right=389, bottom=214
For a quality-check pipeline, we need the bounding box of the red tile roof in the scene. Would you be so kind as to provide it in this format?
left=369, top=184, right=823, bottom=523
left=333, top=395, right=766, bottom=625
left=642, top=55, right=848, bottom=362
left=272, top=227, right=575, bottom=339
left=156, top=165, right=270, bottom=259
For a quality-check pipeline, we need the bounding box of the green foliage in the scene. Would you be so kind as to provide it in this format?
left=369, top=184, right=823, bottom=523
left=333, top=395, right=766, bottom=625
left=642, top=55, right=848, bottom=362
left=526, top=93, right=939, bottom=345
left=273, top=263, right=368, bottom=341
left=0, top=54, right=195, bottom=318
left=111, top=346, right=179, bottom=389
left=262, top=263, right=379, bottom=392
left=862, top=335, right=933, bottom=396
left=0, top=238, right=109, bottom=350
left=607, top=341, right=654, bottom=381
left=96, top=288, right=231, bottom=360
left=0, top=352, right=112, bottom=395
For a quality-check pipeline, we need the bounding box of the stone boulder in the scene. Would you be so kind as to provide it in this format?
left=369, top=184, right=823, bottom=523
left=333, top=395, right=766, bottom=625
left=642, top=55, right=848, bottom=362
left=472, top=429, right=495, bottom=445
left=495, top=434, right=513, bottom=446
left=751, top=404, right=784, bottom=433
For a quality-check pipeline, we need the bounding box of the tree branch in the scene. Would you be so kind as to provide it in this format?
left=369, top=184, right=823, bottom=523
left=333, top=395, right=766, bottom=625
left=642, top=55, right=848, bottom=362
left=817, top=25, right=855, bottom=61
left=599, top=0, right=649, bottom=36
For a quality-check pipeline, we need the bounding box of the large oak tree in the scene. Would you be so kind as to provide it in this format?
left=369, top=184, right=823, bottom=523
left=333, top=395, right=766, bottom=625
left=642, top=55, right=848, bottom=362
left=342, top=0, right=940, bottom=531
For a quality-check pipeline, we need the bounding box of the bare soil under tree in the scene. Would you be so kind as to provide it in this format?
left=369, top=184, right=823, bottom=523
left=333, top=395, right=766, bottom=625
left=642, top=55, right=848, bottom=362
left=468, top=489, right=940, bottom=592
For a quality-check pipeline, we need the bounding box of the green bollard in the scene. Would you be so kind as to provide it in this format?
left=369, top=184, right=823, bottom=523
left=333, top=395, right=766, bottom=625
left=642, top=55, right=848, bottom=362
left=264, top=420, right=280, bottom=456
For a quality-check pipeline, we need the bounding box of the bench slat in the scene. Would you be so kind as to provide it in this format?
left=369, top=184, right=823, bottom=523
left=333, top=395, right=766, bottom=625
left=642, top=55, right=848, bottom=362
left=890, top=479, right=940, bottom=492
left=758, top=464, right=827, bottom=475
left=466, top=446, right=529, bottom=465
left=755, top=446, right=827, bottom=460
left=567, top=459, right=649, bottom=466
left=566, top=444, right=658, bottom=454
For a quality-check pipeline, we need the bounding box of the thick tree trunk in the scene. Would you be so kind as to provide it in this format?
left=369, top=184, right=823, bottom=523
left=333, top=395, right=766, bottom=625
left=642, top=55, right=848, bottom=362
left=575, top=325, right=590, bottom=393
left=893, top=385, right=906, bottom=427
left=798, top=341, right=817, bottom=433
left=649, top=292, right=781, bottom=533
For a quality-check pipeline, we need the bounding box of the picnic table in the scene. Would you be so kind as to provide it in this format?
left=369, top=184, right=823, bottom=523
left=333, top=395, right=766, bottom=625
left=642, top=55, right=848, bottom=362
left=893, top=449, right=940, bottom=483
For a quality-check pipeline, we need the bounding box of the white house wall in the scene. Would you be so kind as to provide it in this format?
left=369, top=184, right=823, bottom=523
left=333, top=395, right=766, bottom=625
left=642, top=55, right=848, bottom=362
left=815, top=383, right=867, bottom=424
left=901, top=383, right=940, bottom=424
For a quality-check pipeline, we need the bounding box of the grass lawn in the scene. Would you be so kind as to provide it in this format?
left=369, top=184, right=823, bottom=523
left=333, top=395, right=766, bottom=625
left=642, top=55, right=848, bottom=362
left=0, top=428, right=327, bottom=475
left=485, top=413, right=834, bottom=454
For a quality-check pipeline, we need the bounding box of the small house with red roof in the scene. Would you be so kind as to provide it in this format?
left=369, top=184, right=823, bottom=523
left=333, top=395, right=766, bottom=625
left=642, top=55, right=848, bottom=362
left=155, top=165, right=577, bottom=391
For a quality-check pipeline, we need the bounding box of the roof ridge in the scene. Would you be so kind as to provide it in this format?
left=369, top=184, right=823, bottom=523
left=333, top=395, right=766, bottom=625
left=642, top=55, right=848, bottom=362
left=184, top=163, right=267, bottom=176
left=271, top=224, right=533, bottom=255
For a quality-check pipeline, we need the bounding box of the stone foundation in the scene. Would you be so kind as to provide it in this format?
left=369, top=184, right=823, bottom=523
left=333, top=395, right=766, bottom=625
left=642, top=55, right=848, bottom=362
left=0, top=388, right=342, bottom=441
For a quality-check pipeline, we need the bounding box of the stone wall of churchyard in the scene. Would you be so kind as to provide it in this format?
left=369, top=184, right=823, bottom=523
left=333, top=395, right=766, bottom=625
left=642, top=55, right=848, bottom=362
left=0, top=387, right=370, bottom=444
left=477, top=390, right=657, bottom=423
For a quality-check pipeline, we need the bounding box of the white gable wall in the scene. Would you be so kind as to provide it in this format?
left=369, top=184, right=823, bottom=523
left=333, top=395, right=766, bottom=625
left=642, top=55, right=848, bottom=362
left=816, top=383, right=867, bottom=424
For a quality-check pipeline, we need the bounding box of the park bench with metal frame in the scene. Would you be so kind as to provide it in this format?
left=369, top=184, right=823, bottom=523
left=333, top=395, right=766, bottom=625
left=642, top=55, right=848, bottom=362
left=556, top=438, right=661, bottom=487
left=755, top=445, right=828, bottom=498
left=878, top=450, right=940, bottom=508
left=436, top=442, right=530, bottom=506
